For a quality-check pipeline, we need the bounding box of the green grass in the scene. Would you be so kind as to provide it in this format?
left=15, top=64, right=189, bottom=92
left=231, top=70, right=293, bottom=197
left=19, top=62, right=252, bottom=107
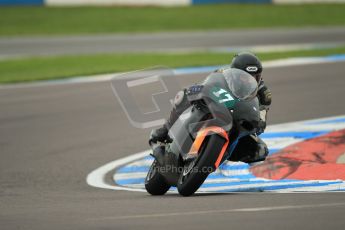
left=1, top=47, right=345, bottom=83
left=0, top=4, right=345, bottom=36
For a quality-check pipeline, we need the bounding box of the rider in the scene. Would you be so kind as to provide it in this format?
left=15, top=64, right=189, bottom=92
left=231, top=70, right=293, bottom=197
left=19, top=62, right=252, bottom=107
left=150, top=52, right=272, bottom=163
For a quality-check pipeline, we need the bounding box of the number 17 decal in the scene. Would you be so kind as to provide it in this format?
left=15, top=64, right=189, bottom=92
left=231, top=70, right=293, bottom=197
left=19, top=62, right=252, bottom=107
left=213, top=88, right=234, bottom=103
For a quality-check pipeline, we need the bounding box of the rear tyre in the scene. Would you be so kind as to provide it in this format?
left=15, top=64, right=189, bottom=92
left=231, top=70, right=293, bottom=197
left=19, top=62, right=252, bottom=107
left=145, top=159, right=171, bottom=195
left=177, top=135, right=226, bottom=196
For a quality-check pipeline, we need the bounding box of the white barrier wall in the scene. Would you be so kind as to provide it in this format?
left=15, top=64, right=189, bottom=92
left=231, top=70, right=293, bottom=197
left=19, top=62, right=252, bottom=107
left=46, top=0, right=190, bottom=6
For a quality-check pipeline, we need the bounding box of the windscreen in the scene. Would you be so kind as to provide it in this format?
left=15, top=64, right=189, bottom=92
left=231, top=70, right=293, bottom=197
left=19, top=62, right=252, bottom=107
left=222, top=68, right=258, bottom=101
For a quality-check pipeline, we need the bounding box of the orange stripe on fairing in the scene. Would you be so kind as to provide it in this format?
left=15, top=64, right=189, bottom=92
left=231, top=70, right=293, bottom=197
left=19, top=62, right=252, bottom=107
left=214, top=139, right=230, bottom=168
left=189, top=126, right=229, bottom=169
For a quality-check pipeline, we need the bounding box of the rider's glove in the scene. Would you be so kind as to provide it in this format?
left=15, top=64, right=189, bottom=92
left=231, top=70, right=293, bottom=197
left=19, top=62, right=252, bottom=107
left=257, top=85, right=272, bottom=106
left=149, top=125, right=169, bottom=144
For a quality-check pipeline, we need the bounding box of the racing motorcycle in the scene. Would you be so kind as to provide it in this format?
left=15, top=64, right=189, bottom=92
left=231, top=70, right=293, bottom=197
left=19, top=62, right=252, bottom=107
left=145, top=68, right=260, bottom=196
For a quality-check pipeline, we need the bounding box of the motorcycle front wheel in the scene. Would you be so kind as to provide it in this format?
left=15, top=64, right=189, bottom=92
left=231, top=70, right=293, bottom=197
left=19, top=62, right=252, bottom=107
left=177, top=134, right=227, bottom=196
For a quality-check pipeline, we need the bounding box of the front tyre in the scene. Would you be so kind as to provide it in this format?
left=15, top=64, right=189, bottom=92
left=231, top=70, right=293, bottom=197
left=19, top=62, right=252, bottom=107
left=177, top=135, right=226, bottom=196
left=145, top=159, right=171, bottom=195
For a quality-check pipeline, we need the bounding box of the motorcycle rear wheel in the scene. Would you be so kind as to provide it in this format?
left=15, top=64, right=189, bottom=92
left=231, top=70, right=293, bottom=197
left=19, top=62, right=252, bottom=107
left=145, top=159, right=171, bottom=195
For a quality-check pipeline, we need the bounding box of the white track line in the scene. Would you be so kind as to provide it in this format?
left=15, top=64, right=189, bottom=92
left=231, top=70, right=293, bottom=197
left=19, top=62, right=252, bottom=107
left=86, top=150, right=149, bottom=192
left=198, top=181, right=344, bottom=192
left=88, top=202, right=345, bottom=221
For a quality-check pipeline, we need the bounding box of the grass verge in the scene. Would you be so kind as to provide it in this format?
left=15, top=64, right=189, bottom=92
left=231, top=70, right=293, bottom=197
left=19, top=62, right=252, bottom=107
left=1, top=46, right=345, bottom=84
left=0, top=4, right=345, bottom=36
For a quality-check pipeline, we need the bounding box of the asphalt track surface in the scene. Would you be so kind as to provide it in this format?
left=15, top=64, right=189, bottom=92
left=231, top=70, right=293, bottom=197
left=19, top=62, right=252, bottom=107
left=1, top=61, right=345, bottom=230
left=1, top=27, right=345, bottom=58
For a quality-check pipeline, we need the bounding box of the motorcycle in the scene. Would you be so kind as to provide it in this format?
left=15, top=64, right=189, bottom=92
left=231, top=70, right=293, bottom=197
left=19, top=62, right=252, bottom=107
left=145, top=68, right=260, bottom=196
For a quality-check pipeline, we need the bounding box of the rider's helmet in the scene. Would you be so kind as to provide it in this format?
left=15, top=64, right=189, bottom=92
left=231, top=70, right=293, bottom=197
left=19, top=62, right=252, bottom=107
left=230, top=52, right=263, bottom=83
